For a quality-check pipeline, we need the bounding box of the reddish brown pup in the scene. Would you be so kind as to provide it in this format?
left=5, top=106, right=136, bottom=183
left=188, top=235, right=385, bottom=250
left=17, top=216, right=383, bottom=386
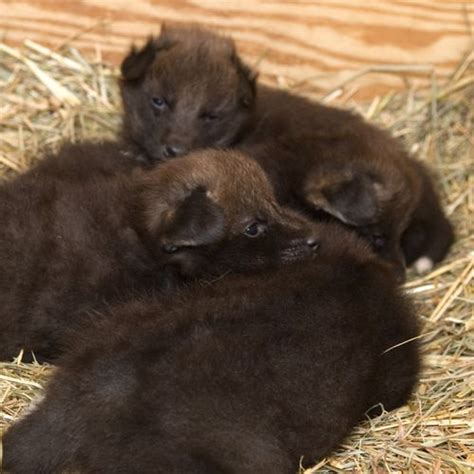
left=2, top=223, right=420, bottom=474
left=0, top=144, right=317, bottom=362
left=119, top=25, right=453, bottom=279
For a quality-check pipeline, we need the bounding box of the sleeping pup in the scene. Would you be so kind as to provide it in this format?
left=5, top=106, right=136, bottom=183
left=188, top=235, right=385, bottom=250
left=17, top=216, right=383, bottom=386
left=2, top=223, right=419, bottom=473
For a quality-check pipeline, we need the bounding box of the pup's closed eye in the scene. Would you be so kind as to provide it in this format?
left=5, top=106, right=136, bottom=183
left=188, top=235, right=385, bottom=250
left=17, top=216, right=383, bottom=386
left=199, top=111, right=219, bottom=122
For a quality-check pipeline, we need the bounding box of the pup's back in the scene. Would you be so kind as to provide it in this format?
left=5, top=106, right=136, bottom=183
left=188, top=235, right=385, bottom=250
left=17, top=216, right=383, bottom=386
left=3, top=223, right=419, bottom=473
left=0, top=142, right=151, bottom=361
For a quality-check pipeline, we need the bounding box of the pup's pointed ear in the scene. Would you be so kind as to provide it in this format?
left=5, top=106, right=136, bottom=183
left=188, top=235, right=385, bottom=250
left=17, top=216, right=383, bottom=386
left=304, top=172, right=387, bottom=226
left=121, top=30, right=174, bottom=81
left=121, top=37, right=158, bottom=81
left=158, top=188, right=225, bottom=248
left=232, top=52, right=257, bottom=82
left=230, top=50, right=257, bottom=106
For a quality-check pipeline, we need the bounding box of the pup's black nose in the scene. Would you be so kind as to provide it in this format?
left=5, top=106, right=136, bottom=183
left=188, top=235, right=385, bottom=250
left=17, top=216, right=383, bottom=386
left=163, top=145, right=185, bottom=158
left=162, top=243, right=178, bottom=254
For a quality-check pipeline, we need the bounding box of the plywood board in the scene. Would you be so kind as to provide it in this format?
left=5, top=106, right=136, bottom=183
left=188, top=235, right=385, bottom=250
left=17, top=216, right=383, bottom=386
left=1, top=0, right=473, bottom=99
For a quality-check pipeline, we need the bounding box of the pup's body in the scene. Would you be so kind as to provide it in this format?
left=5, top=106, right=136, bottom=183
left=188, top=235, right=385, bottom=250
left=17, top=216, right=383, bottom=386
left=24, top=140, right=140, bottom=181
left=0, top=145, right=316, bottom=362
left=242, top=86, right=453, bottom=277
left=120, top=25, right=453, bottom=277
left=3, top=223, right=420, bottom=474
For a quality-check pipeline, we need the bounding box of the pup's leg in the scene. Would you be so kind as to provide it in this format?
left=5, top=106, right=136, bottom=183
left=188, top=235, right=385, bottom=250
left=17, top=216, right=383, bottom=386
left=402, top=166, right=454, bottom=274
left=402, top=211, right=454, bottom=274
left=371, top=341, right=420, bottom=416
left=2, top=386, right=81, bottom=473
left=368, top=306, right=420, bottom=417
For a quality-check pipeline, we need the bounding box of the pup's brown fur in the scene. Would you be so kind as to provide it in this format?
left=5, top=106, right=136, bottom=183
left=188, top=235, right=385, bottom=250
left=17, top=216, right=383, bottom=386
left=2, top=223, right=420, bottom=473
left=119, top=25, right=453, bottom=278
left=120, top=25, right=255, bottom=162
left=0, top=144, right=317, bottom=362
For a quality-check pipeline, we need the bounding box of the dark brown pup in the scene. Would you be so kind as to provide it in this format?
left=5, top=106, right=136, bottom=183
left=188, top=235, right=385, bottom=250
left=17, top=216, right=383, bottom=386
left=120, top=25, right=255, bottom=162
left=0, top=144, right=317, bottom=362
left=2, top=223, right=420, bottom=474
left=119, top=25, right=453, bottom=278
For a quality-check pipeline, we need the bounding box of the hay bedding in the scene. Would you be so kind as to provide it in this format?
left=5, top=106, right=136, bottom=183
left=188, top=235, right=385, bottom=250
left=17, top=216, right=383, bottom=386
left=0, top=37, right=472, bottom=473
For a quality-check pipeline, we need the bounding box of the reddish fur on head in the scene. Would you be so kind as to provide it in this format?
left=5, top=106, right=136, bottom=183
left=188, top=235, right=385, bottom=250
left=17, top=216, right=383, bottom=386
left=134, top=149, right=319, bottom=277
left=139, top=149, right=278, bottom=234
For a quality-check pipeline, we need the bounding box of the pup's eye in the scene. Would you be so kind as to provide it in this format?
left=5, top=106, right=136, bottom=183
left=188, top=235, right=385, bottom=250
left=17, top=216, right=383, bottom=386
left=199, top=112, right=219, bottom=122
left=371, top=233, right=386, bottom=249
left=242, top=97, right=251, bottom=108
left=244, top=222, right=266, bottom=238
left=151, top=97, right=168, bottom=110
left=162, top=243, right=178, bottom=254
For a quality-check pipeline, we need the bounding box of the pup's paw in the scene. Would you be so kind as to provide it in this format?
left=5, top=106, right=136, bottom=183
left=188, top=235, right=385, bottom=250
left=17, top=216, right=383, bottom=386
left=414, top=256, right=433, bottom=275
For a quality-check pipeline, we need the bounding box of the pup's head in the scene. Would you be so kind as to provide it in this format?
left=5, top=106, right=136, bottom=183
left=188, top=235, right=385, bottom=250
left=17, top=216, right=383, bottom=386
left=303, top=162, right=420, bottom=282
left=120, top=25, right=256, bottom=162
left=135, top=149, right=318, bottom=278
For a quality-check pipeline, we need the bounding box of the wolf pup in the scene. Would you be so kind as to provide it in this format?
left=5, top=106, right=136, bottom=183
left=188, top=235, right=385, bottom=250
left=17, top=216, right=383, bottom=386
left=2, top=222, right=419, bottom=474
left=119, top=25, right=453, bottom=278
left=0, top=147, right=317, bottom=362
left=120, top=25, right=255, bottom=163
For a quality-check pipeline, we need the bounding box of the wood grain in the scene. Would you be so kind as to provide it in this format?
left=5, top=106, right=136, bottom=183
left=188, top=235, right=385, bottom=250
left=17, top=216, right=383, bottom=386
left=1, top=0, right=473, bottom=100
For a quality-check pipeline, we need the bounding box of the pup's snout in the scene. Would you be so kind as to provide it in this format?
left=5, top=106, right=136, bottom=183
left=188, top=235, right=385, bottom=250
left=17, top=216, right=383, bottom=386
left=280, top=236, right=319, bottom=263
left=291, top=236, right=319, bottom=251
left=162, top=144, right=186, bottom=159
left=306, top=236, right=319, bottom=249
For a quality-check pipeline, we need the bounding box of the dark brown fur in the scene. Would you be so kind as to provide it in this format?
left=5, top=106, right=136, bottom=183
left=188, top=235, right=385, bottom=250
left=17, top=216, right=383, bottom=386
left=120, top=25, right=255, bottom=162
left=119, top=25, right=453, bottom=278
left=2, top=223, right=420, bottom=474
left=0, top=144, right=317, bottom=362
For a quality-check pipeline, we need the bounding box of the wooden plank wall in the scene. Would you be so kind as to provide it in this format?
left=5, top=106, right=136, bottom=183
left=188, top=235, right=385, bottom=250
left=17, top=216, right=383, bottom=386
left=1, top=0, right=473, bottom=100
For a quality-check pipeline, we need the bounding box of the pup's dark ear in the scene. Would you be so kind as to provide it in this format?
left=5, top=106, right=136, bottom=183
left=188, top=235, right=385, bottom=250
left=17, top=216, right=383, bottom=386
left=121, top=37, right=158, bottom=81
left=159, top=188, right=225, bottom=248
left=231, top=51, right=257, bottom=106
left=121, top=30, right=175, bottom=81
left=305, top=172, right=386, bottom=226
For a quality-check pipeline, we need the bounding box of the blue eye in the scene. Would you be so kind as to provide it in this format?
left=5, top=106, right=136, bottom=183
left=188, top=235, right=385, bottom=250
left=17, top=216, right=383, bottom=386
left=151, top=97, right=168, bottom=109
left=244, top=222, right=265, bottom=238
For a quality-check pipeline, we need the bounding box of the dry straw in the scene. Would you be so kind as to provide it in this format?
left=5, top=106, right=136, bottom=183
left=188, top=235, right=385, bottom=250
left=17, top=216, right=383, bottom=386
left=0, top=35, right=472, bottom=473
